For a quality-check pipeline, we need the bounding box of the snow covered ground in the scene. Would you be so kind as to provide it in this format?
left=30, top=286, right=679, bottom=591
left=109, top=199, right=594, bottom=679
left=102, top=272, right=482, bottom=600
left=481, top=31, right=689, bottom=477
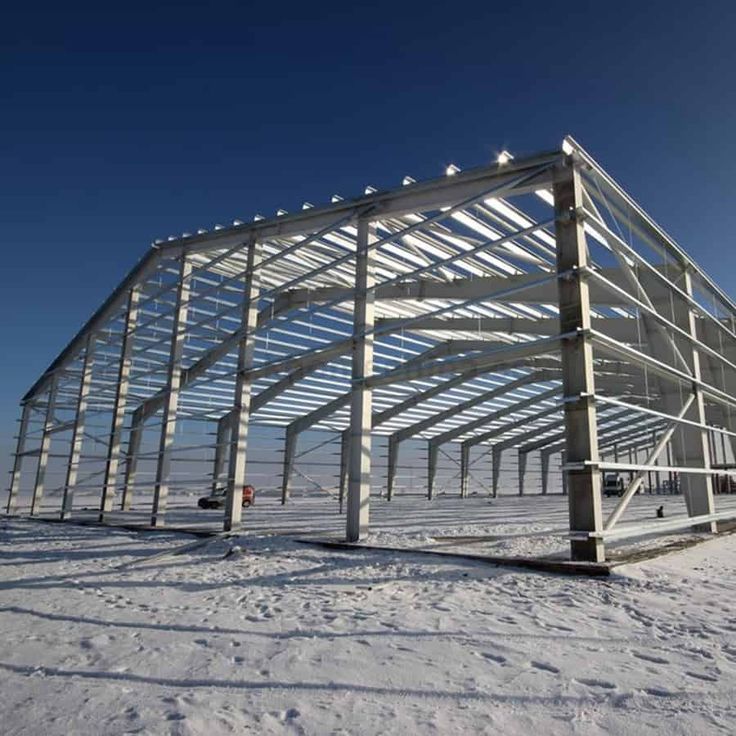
left=1, top=494, right=736, bottom=734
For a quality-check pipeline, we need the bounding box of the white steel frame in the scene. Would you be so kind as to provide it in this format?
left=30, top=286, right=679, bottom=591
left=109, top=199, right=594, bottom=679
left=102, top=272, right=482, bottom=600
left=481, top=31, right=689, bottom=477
left=7, top=137, right=736, bottom=561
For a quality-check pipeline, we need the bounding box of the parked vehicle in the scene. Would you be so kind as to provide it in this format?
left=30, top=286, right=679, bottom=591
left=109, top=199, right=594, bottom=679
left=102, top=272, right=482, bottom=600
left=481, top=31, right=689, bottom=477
left=198, top=485, right=256, bottom=509
left=603, top=473, right=624, bottom=497
left=660, top=478, right=681, bottom=494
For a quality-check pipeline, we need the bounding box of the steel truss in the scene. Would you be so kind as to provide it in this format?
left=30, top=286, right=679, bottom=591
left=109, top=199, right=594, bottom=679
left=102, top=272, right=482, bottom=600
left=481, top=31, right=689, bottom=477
left=8, top=137, right=736, bottom=561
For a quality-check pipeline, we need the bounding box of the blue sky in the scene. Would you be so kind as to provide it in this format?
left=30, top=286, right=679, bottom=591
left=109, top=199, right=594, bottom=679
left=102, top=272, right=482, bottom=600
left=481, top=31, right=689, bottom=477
left=2, top=0, right=736, bottom=480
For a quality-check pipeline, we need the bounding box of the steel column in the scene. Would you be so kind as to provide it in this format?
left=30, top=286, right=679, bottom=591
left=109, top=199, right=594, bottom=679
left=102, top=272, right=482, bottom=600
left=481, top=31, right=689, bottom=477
left=492, top=447, right=501, bottom=497
left=6, top=403, right=31, bottom=513
left=518, top=451, right=527, bottom=496
left=346, top=218, right=375, bottom=541
left=459, top=443, right=470, bottom=498
left=339, top=429, right=349, bottom=512
left=120, top=414, right=142, bottom=511
left=150, top=258, right=192, bottom=527
left=681, top=270, right=716, bottom=528
left=555, top=162, right=605, bottom=562
left=61, top=335, right=96, bottom=519
left=427, top=441, right=438, bottom=500
left=281, top=428, right=296, bottom=505
left=100, top=287, right=139, bottom=519
left=386, top=435, right=398, bottom=501
left=212, top=413, right=233, bottom=493
left=224, top=242, right=261, bottom=531
left=30, top=375, right=59, bottom=516
left=540, top=451, right=550, bottom=495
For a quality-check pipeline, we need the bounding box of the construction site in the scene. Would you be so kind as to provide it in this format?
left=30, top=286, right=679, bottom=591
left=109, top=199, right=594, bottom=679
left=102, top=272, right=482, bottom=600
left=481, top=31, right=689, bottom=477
left=7, top=136, right=736, bottom=564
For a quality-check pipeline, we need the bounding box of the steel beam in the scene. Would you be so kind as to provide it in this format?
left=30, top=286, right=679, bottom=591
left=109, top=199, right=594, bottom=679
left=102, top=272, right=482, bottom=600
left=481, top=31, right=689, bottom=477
left=156, top=154, right=559, bottom=257
left=283, top=268, right=631, bottom=312
left=23, top=249, right=162, bottom=403
left=536, top=418, right=662, bottom=495
left=394, top=372, right=556, bottom=446
left=433, top=385, right=560, bottom=449
left=376, top=315, right=640, bottom=342
left=605, top=395, right=695, bottom=530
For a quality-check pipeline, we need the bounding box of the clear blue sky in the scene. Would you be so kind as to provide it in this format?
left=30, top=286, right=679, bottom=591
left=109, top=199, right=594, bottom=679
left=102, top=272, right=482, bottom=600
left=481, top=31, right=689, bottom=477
left=2, top=0, right=736, bottom=480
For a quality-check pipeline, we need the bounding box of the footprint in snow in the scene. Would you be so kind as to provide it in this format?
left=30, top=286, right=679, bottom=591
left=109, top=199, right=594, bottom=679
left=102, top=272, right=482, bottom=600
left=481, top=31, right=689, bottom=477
left=547, top=623, right=574, bottom=633
left=576, top=678, right=616, bottom=690
left=685, top=670, right=718, bottom=682
left=632, top=651, right=670, bottom=665
left=478, top=652, right=506, bottom=664
left=643, top=687, right=674, bottom=698
left=530, top=660, right=560, bottom=674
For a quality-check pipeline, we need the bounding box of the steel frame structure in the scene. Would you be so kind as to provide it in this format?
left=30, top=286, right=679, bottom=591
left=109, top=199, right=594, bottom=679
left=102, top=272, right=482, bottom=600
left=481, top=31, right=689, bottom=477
left=7, top=136, right=736, bottom=561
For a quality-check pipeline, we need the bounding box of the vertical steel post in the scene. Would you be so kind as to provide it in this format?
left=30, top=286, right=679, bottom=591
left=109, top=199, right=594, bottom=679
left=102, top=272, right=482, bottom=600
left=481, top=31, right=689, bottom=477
left=517, top=451, right=527, bottom=495
left=30, top=375, right=59, bottom=516
left=224, top=242, right=261, bottom=532
left=540, top=450, right=550, bottom=495
left=459, top=443, right=470, bottom=498
left=491, top=446, right=501, bottom=497
left=100, top=287, right=139, bottom=520
left=386, top=436, right=398, bottom=501
left=637, top=265, right=716, bottom=525
left=652, top=431, right=661, bottom=493
left=212, top=413, right=232, bottom=494
left=6, top=403, right=31, bottom=514
left=720, top=429, right=728, bottom=467
left=281, top=428, right=296, bottom=505
left=554, top=161, right=605, bottom=562
left=121, top=409, right=143, bottom=511
left=339, top=429, right=349, bottom=512
left=61, top=334, right=96, bottom=519
left=151, top=258, right=192, bottom=527
left=426, top=441, right=438, bottom=500
left=681, top=270, right=716, bottom=528
left=346, top=218, right=374, bottom=541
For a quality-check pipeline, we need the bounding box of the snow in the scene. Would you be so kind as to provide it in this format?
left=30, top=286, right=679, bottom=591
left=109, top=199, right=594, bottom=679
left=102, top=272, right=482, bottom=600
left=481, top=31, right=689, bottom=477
left=2, top=493, right=736, bottom=734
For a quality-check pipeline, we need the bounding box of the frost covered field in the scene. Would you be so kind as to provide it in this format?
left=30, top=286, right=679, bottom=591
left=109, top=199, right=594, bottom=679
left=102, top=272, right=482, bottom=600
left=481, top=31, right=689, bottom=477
left=1, top=494, right=736, bottom=735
